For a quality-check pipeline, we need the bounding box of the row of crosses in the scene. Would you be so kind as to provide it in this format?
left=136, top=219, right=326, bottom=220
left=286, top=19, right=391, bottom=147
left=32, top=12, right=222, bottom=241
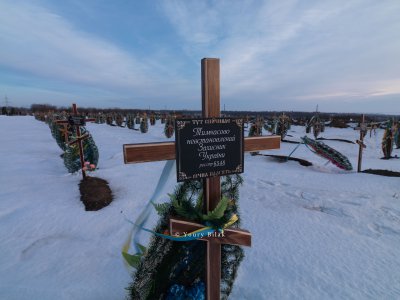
left=123, top=58, right=281, bottom=300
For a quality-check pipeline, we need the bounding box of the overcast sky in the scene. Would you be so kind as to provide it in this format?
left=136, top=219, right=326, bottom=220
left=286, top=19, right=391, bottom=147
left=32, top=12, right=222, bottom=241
left=0, top=0, right=399, bottom=113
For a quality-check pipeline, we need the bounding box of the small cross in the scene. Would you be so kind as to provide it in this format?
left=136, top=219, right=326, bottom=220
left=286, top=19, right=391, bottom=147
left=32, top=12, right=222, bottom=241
left=58, top=123, right=70, bottom=143
left=123, top=58, right=280, bottom=300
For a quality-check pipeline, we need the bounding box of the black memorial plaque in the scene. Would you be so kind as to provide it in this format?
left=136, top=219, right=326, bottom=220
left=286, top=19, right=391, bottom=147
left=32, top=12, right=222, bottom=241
left=175, top=118, right=244, bottom=182
left=68, top=115, right=86, bottom=126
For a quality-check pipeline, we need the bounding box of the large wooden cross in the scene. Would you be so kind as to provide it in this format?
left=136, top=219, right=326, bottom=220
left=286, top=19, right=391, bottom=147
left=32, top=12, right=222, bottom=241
left=56, top=103, right=95, bottom=179
left=123, top=58, right=280, bottom=300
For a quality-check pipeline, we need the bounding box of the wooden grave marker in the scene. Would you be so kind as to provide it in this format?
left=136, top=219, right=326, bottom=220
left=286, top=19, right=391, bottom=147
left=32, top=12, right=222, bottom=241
left=56, top=103, right=95, bottom=178
left=123, top=58, right=281, bottom=300
left=355, top=114, right=367, bottom=172
left=58, top=123, right=70, bottom=143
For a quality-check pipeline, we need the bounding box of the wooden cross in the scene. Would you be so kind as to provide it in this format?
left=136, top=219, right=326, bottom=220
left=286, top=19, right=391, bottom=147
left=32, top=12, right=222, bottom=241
left=123, top=58, right=280, bottom=300
left=58, top=123, right=70, bottom=143
left=56, top=103, right=95, bottom=179
left=355, top=114, right=367, bottom=172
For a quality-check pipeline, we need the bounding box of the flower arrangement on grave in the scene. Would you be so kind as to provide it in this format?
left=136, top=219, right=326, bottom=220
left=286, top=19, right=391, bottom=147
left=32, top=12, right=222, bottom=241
left=301, top=136, right=352, bottom=170
left=249, top=117, right=263, bottom=136
left=116, top=114, right=125, bottom=127
left=135, top=114, right=141, bottom=124
left=48, top=118, right=70, bottom=151
left=82, top=161, right=96, bottom=172
left=164, top=116, right=174, bottom=138
left=106, top=114, right=114, bottom=126
left=313, top=120, right=322, bottom=139
left=100, top=114, right=106, bottom=124
left=125, top=175, right=245, bottom=300
left=382, top=120, right=394, bottom=159
left=306, top=112, right=325, bottom=138
left=34, top=112, right=46, bottom=122
left=126, top=114, right=135, bottom=130
left=248, top=117, right=263, bottom=156
left=150, top=113, right=156, bottom=126
left=64, top=127, right=99, bottom=173
left=393, top=121, right=399, bottom=149
left=269, top=113, right=291, bottom=140
left=140, top=116, right=149, bottom=133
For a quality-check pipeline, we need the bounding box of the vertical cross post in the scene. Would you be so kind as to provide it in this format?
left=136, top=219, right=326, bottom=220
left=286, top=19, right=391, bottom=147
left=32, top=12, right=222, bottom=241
left=357, top=114, right=366, bottom=173
left=201, top=58, right=221, bottom=300
left=72, top=104, right=87, bottom=179
left=58, top=123, right=70, bottom=143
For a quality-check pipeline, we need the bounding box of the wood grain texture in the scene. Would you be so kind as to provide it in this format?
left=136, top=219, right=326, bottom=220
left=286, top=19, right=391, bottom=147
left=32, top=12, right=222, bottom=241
left=207, top=242, right=221, bottom=300
left=243, top=135, right=281, bottom=151
left=72, top=103, right=86, bottom=179
left=123, top=135, right=280, bottom=164
left=123, top=142, right=175, bottom=164
left=202, top=58, right=222, bottom=300
left=202, top=58, right=220, bottom=118
left=204, top=177, right=221, bottom=212
left=169, top=218, right=252, bottom=247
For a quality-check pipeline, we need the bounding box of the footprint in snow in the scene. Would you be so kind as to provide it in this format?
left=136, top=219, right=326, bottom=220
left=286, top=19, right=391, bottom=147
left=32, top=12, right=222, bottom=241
left=380, top=207, right=400, bottom=224
left=300, top=191, right=325, bottom=202
left=284, top=189, right=302, bottom=199
left=303, top=206, right=350, bottom=218
left=339, top=200, right=362, bottom=207
left=21, top=234, right=82, bottom=260
left=371, top=223, right=400, bottom=236
left=257, top=179, right=290, bottom=188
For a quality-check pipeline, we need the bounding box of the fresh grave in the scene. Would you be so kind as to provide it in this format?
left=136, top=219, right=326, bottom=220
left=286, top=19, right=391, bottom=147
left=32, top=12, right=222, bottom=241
left=45, top=104, right=112, bottom=210
left=122, top=58, right=280, bottom=300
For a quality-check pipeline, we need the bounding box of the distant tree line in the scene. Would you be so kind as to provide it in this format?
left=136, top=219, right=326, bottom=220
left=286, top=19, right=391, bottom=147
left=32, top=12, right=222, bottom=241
left=0, top=103, right=396, bottom=123
left=0, top=106, right=30, bottom=116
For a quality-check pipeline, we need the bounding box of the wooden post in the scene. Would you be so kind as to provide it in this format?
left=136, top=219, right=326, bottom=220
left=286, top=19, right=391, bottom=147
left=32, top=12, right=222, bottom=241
left=201, top=58, right=222, bottom=300
left=71, top=104, right=87, bottom=179
left=356, top=114, right=367, bottom=173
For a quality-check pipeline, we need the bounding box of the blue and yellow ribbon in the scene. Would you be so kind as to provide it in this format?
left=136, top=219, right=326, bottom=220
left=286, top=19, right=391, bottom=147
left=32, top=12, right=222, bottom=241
left=123, top=214, right=238, bottom=268
left=126, top=214, right=238, bottom=243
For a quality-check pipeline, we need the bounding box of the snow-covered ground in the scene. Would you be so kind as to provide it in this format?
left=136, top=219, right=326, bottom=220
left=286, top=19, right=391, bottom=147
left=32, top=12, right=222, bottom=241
left=0, top=116, right=399, bottom=299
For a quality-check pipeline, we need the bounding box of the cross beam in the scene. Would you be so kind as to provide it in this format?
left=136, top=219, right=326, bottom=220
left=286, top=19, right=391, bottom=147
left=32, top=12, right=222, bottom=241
left=123, top=136, right=280, bottom=164
left=169, top=218, right=251, bottom=247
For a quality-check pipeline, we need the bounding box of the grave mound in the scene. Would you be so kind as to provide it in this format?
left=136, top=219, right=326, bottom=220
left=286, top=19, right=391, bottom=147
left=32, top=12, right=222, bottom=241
left=362, top=169, right=400, bottom=177
left=260, top=154, right=313, bottom=166
left=79, top=176, right=113, bottom=210
left=317, top=137, right=355, bottom=144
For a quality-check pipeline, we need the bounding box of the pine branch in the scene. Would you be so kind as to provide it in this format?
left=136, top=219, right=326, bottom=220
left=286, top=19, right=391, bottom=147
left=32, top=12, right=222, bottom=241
left=202, top=196, right=229, bottom=221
